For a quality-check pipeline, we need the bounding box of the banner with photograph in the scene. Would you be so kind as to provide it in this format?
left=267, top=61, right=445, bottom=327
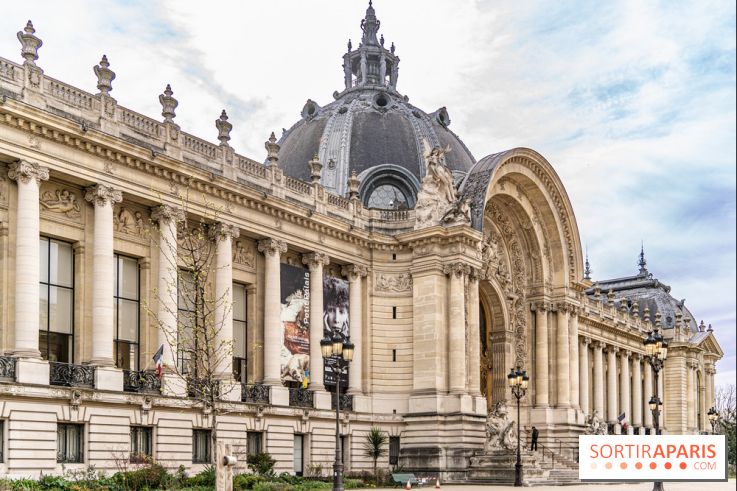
left=323, top=275, right=349, bottom=387
left=280, top=264, right=310, bottom=385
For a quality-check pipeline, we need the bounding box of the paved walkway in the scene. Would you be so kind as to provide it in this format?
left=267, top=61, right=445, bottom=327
left=372, top=481, right=736, bottom=491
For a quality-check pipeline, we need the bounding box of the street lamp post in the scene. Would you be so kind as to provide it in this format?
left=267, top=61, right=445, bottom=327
left=321, top=334, right=354, bottom=491
left=707, top=407, right=719, bottom=434
left=507, top=366, right=529, bottom=487
left=644, top=324, right=668, bottom=491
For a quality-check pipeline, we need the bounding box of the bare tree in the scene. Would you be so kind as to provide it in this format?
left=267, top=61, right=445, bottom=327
left=715, top=384, right=736, bottom=470
left=147, top=188, right=236, bottom=471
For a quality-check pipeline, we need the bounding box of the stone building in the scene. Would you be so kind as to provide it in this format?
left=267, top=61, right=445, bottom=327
left=0, top=3, right=723, bottom=482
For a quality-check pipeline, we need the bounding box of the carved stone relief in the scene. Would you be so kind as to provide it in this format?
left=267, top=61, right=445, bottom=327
left=39, top=183, right=82, bottom=221
left=113, top=205, right=148, bottom=239
left=375, top=272, right=412, bottom=292
left=233, top=239, right=256, bottom=269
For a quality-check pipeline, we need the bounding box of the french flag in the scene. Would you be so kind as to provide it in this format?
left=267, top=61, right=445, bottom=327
left=153, top=344, right=164, bottom=378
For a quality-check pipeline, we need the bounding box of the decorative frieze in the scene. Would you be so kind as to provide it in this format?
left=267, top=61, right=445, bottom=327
left=40, top=186, right=82, bottom=218
left=232, top=239, right=256, bottom=269
left=375, top=272, right=412, bottom=292
left=113, top=205, right=147, bottom=238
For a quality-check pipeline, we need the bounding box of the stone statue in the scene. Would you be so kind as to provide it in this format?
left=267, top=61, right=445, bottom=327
left=584, top=410, right=608, bottom=435
left=414, top=140, right=460, bottom=229
left=485, top=401, right=518, bottom=451
left=441, top=197, right=471, bottom=226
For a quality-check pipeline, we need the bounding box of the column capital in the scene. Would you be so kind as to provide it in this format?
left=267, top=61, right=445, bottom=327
left=632, top=352, right=643, bottom=361
left=531, top=301, right=549, bottom=313
left=466, top=266, right=481, bottom=282
left=257, top=238, right=287, bottom=257
left=8, top=160, right=49, bottom=184
left=151, top=204, right=185, bottom=224
left=593, top=340, right=606, bottom=350
left=604, top=345, right=620, bottom=355
left=84, top=184, right=123, bottom=207
left=209, top=222, right=240, bottom=242
left=621, top=349, right=632, bottom=359
left=442, top=262, right=469, bottom=278
left=342, top=264, right=368, bottom=280
left=581, top=336, right=592, bottom=346
left=302, top=251, right=330, bottom=270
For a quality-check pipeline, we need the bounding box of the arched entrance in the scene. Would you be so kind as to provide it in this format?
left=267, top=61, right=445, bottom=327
left=479, top=280, right=509, bottom=410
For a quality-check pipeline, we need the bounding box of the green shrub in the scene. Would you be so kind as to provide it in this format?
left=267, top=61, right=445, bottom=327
left=246, top=453, right=276, bottom=477
left=233, top=474, right=265, bottom=490
left=8, top=479, right=41, bottom=491
left=112, top=462, right=170, bottom=491
left=251, top=483, right=290, bottom=491
left=186, top=466, right=216, bottom=487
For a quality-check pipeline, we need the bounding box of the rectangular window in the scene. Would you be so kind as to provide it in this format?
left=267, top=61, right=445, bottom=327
left=389, top=436, right=400, bottom=465
left=247, top=431, right=262, bottom=457
left=57, top=423, right=84, bottom=463
left=114, top=255, right=140, bottom=370
left=341, top=435, right=349, bottom=468
left=40, top=238, right=74, bottom=363
left=293, top=434, right=304, bottom=476
left=192, top=429, right=212, bottom=464
left=130, top=426, right=153, bottom=463
left=0, top=420, right=4, bottom=463
left=233, top=283, right=247, bottom=383
left=177, top=271, right=196, bottom=374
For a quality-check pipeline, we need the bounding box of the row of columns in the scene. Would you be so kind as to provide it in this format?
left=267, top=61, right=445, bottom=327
left=533, top=302, right=579, bottom=408
left=7, top=160, right=367, bottom=395
left=444, top=263, right=481, bottom=396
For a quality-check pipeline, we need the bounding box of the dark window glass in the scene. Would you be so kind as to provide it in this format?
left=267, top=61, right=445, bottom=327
left=233, top=283, right=247, bottom=383
left=57, top=423, right=84, bottom=463
left=114, top=255, right=140, bottom=370
left=0, top=420, right=4, bottom=463
left=177, top=271, right=196, bottom=374
left=130, top=426, right=153, bottom=463
left=341, top=435, right=348, bottom=467
left=192, top=429, right=212, bottom=463
left=247, top=432, right=262, bottom=457
left=389, top=436, right=400, bottom=465
left=40, top=238, right=74, bottom=362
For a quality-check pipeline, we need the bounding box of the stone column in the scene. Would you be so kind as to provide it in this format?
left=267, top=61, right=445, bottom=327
left=579, top=337, right=590, bottom=414
left=445, top=263, right=468, bottom=394
left=556, top=304, right=570, bottom=407
left=211, top=223, right=239, bottom=379
left=620, top=350, right=631, bottom=432
left=705, top=365, right=715, bottom=411
left=258, top=238, right=287, bottom=385
left=467, top=270, right=481, bottom=396
left=632, top=354, right=643, bottom=428
left=606, top=346, right=619, bottom=424
left=302, top=252, right=329, bottom=390
left=534, top=303, right=549, bottom=407
left=84, top=185, right=123, bottom=366
left=593, top=341, right=605, bottom=418
left=569, top=307, right=580, bottom=409
left=343, top=264, right=368, bottom=394
left=151, top=205, right=185, bottom=370
left=8, top=161, right=49, bottom=357
left=643, top=361, right=653, bottom=428
left=687, top=361, right=696, bottom=430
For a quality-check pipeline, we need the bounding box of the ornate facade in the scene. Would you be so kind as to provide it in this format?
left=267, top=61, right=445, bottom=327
left=0, top=5, right=723, bottom=482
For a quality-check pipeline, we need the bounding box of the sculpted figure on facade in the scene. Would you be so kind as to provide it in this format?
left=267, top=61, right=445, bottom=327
left=114, top=206, right=146, bottom=237
left=40, top=188, right=81, bottom=218
left=485, top=401, right=518, bottom=451
left=375, top=272, right=412, bottom=292
left=415, top=140, right=464, bottom=229
left=584, top=410, right=608, bottom=435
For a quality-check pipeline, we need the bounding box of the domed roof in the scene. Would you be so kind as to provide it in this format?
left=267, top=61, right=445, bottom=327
left=274, top=2, right=475, bottom=208
left=585, top=248, right=700, bottom=332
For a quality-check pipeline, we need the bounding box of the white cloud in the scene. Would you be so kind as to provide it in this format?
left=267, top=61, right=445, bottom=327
left=0, top=0, right=734, bottom=385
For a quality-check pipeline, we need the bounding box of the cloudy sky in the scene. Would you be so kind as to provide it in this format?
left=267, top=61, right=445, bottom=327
left=1, top=1, right=734, bottom=386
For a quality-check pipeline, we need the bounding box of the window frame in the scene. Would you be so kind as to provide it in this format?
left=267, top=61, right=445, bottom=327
left=0, top=420, right=4, bottom=463
left=114, top=254, right=141, bottom=371
left=389, top=436, right=400, bottom=466
left=57, top=423, right=84, bottom=464
left=246, top=431, right=263, bottom=457
left=192, top=429, right=212, bottom=464
left=130, top=426, right=153, bottom=463
left=232, top=282, right=248, bottom=382
left=39, top=237, right=75, bottom=363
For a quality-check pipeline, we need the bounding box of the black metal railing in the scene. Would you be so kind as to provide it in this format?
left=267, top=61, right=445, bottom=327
left=49, top=362, right=95, bottom=388
left=187, top=377, right=220, bottom=399
left=241, top=384, right=270, bottom=404
left=123, top=370, right=161, bottom=393
left=331, top=393, right=353, bottom=412
left=288, top=387, right=314, bottom=408
left=0, top=356, right=16, bottom=381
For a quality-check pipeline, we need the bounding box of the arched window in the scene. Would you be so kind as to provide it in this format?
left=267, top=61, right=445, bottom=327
left=359, top=165, right=419, bottom=210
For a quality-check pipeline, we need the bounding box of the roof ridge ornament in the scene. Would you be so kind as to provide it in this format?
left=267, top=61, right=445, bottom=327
left=584, top=248, right=592, bottom=280
left=265, top=132, right=280, bottom=167
left=215, top=110, right=232, bottom=146
left=159, top=84, right=178, bottom=124
left=18, top=20, right=42, bottom=67
left=93, top=55, right=115, bottom=96
left=638, top=242, right=648, bottom=275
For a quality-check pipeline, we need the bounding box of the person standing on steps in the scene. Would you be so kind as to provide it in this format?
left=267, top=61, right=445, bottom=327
left=531, top=426, right=539, bottom=451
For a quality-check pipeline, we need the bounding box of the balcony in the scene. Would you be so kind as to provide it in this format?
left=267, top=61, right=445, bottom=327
left=49, top=362, right=95, bottom=388
left=331, top=393, right=354, bottom=412
left=241, top=384, right=270, bottom=404
left=0, top=356, right=16, bottom=381
left=288, top=387, right=314, bottom=408
left=186, top=377, right=220, bottom=399
left=123, top=370, right=161, bottom=393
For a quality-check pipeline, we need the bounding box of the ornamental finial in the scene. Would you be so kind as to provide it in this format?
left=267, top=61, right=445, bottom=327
left=348, top=170, right=360, bottom=200
left=215, top=110, right=232, bottom=145
left=93, top=55, right=115, bottom=96
left=638, top=242, right=648, bottom=275
left=159, top=84, right=178, bottom=123
left=265, top=132, right=280, bottom=167
left=308, top=154, right=322, bottom=183
left=17, top=20, right=42, bottom=66
left=584, top=248, right=592, bottom=280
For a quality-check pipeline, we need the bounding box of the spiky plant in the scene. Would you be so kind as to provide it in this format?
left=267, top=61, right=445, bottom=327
left=362, top=426, right=388, bottom=485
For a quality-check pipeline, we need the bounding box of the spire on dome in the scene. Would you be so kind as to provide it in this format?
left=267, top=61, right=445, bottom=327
left=638, top=243, right=648, bottom=276
left=584, top=249, right=592, bottom=280
left=360, top=1, right=381, bottom=46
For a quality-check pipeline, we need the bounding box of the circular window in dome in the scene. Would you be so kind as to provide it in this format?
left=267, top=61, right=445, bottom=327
left=373, top=92, right=391, bottom=109
left=367, top=184, right=409, bottom=210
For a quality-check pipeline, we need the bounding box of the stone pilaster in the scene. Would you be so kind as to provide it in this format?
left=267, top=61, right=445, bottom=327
left=686, top=360, right=696, bottom=431
left=606, top=345, right=619, bottom=425
left=85, top=184, right=123, bottom=366
left=151, top=204, right=185, bottom=370
left=579, top=337, right=590, bottom=414
left=258, top=238, right=287, bottom=385
left=569, top=307, right=580, bottom=409
left=467, top=269, right=481, bottom=396
left=534, top=302, right=549, bottom=407
left=343, top=264, right=368, bottom=394
left=8, top=161, right=49, bottom=358
left=620, top=350, right=631, bottom=432
left=555, top=304, right=570, bottom=407
left=210, top=222, right=240, bottom=380
left=303, top=252, right=330, bottom=391
left=593, top=341, right=605, bottom=419
left=444, top=262, right=468, bottom=394
left=632, top=353, right=643, bottom=427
